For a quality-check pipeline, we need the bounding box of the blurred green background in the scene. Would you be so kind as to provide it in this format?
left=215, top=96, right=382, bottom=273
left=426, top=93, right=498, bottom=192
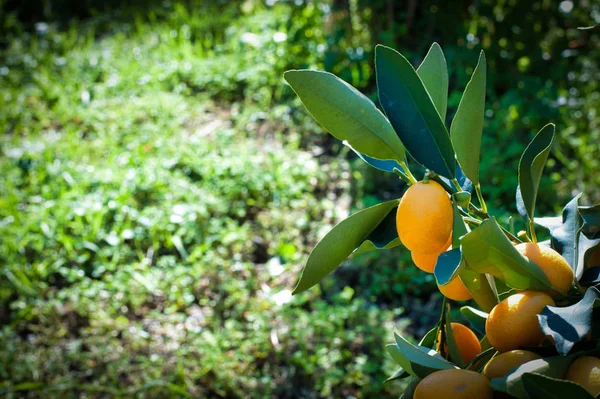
left=0, top=0, right=598, bottom=397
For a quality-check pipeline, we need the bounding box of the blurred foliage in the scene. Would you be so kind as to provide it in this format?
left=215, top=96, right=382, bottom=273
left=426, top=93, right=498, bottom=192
left=0, top=0, right=598, bottom=397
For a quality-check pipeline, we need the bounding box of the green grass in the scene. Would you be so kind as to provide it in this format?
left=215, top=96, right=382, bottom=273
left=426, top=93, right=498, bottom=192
left=0, top=2, right=416, bottom=397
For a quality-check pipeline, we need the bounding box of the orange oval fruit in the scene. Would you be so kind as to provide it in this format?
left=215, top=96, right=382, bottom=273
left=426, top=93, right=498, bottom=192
left=438, top=276, right=472, bottom=301
left=411, top=237, right=452, bottom=273
left=414, top=369, right=493, bottom=399
left=412, top=251, right=440, bottom=273
left=486, top=291, right=555, bottom=353
left=482, top=350, right=542, bottom=378
left=396, top=180, right=453, bottom=254
left=565, top=356, right=600, bottom=396
left=515, top=242, right=574, bottom=295
left=437, top=322, right=481, bottom=364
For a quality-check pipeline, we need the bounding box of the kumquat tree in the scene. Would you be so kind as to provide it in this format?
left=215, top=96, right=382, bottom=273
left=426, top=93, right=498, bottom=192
left=284, top=43, right=600, bottom=398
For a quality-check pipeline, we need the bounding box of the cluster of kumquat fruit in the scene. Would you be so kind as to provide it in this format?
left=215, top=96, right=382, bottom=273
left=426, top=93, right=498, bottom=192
left=396, top=178, right=600, bottom=398
left=284, top=43, right=600, bottom=398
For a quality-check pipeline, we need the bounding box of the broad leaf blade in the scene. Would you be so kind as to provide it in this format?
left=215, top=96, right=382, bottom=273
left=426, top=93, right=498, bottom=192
left=293, top=199, right=399, bottom=293
left=580, top=266, right=600, bottom=287
left=284, top=70, right=405, bottom=162
left=416, top=42, right=448, bottom=121
left=521, top=373, right=594, bottom=399
left=461, top=218, right=553, bottom=290
left=460, top=306, right=488, bottom=336
left=434, top=248, right=462, bottom=286
left=537, top=286, right=600, bottom=355
left=549, top=195, right=582, bottom=271
left=352, top=206, right=402, bottom=255
left=490, top=355, right=575, bottom=399
left=344, top=140, right=404, bottom=173
left=450, top=50, right=486, bottom=185
left=580, top=204, right=600, bottom=239
left=392, top=331, right=457, bottom=378
left=375, top=45, right=456, bottom=179
left=517, top=123, right=555, bottom=221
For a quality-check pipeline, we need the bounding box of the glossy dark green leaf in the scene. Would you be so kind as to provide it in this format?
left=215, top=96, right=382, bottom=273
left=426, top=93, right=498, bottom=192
left=443, top=305, right=465, bottom=367
left=460, top=306, right=488, bottom=336
left=537, top=286, right=600, bottom=355
left=375, top=45, right=455, bottom=179
left=490, top=354, right=575, bottom=399
left=450, top=51, right=486, bottom=185
left=293, top=199, right=399, bottom=293
left=387, top=331, right=456, bottom=379
left=461, top=218, right=553, bottom=290
left=284, top=70, right=406, bottom=162
left=578, top=236, right=600, bottom=276
left=517, top=123, right=555, bottom=222
left=453, top=202, right=499, bottom=312
left=547, top=195, right=582, bottom=271
left=467, top=347, right=496, bottom=372
left=399, top=376, right=420, bottom=399
left=521, top=372, right=594, bottom=399
left=580, top=266, right=600, bottom=286
left=439, top=163, right=473, bottom=193
left=434, top=248, right=462, bottom=286
left=451, top=200, right=468, bottom=249
left=579, top=204, right=600, bottom=239
left=352, top=205, right=402, bottom=255
left=419, top=326, right=439, bottom=349
left=416, top=42, right=448, bottom=120
left=344, top=140, right=404, bottom=173
left=385, top=367, right=410, bottom=383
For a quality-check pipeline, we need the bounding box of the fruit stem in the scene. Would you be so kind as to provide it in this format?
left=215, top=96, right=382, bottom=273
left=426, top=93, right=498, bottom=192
left=392, top=167, right=413, bottom=185
left=475, top=183, right=488, bottom=215
left=529, top=219, right=538, bottom=243
left=400, top=161, right=418, bottom=185
left=451, top=178, right=462, bottom=192
left=463, top=216, right=482, bottom=226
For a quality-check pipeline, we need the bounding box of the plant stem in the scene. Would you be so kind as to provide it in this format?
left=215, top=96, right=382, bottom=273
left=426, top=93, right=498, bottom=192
left=451, top=178, right=462, bottom=192
left=475, top=183, right=488, bottom=215
left=468, top=204, right=488, bottom=220
left=529, top=219, right=537, bottom=243
left=463, top=216, right=482, bottom=226
left=400, top=161, right=417, bottom=185
left=393, top=168, right=413, bottom=185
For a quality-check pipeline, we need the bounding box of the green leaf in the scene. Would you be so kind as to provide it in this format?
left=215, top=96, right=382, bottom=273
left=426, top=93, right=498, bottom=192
left=444, top=306, right=465, bottom=367
left=537, top=286, right=600, bottom=355
left=348, top=146, right=403, bottom=174
left=545, top=195, right=582, bottom=272
left=461, top=218, right=553, bottom=291
left=490, top=355, right=575, bottom=399
left=580, top=266, right=600, bottom=286
left=452, top=201, right=499, bottom=312
left=352, top=205, right=401, bottom=255
left=578, top=235, right=600, bottom=277
left=450, top=51, right=486, bottom=185
left=579, top=203, right=600, bottom=239
left=419, top=326, right=439, bottom=349
left=400, top=376, right=420, bottom=399
left=451, top=200, right=468, bottom=249
left=517, top=123, right=555, bottom=222
left=460, top=306, right=488, bottom=336
left=387, top=331, right=457, bottom=379
left=467, top=347, right=496, bottom=372
left=292, top=199, right=399, bottom=293
left=375, top=45, right=456, bottom=178
left=385, top=367, right=410, bottom=383
left=521, top=373, right=594, bottom=399
left=284, top=70, right=405, bottom=162
left=434, top=248, right=462, bottom=286
left=416, top=42, right=448, bottom=120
